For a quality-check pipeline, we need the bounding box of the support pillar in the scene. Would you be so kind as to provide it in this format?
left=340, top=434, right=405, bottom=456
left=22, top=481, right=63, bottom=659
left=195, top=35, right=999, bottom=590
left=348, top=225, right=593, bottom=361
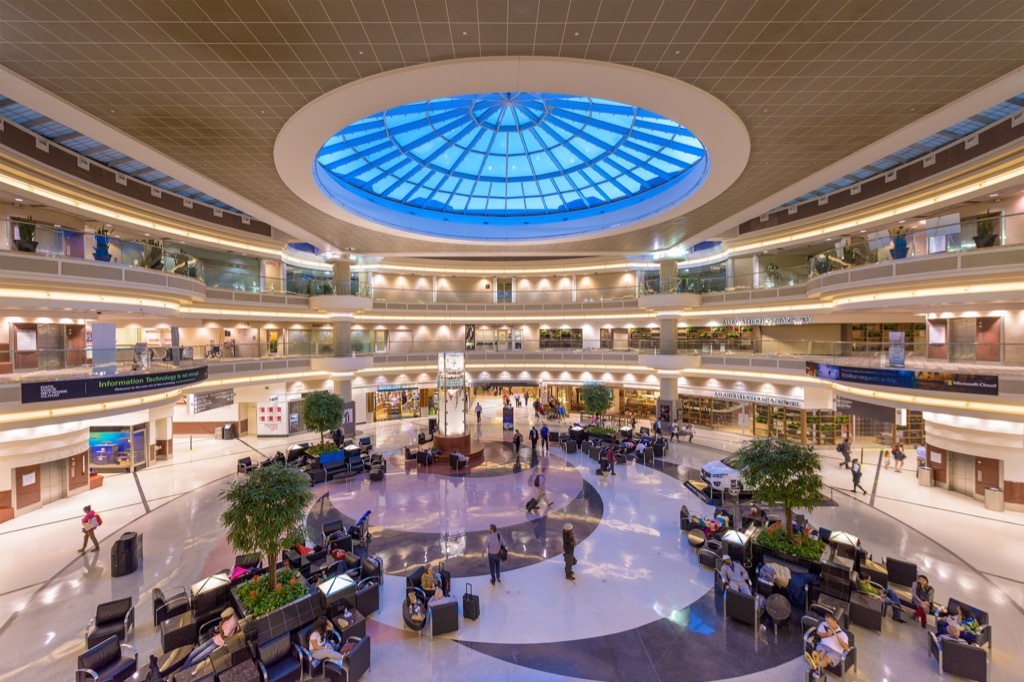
left=332, top=376, right=353, bottom=401
left=333, top=319, right=352, bottom=356
left=657, top=375, right=679, bottom=426
left=659, top=316, right=678, bottom=355
left=659, top=259, right=678, bottom=293
left=330, top=258, right=351, bottom=294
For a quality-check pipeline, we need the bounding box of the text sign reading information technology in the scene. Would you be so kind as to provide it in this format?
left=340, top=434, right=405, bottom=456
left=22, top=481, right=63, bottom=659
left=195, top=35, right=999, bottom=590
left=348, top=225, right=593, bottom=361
left=22, top=367, right=209, bottom=404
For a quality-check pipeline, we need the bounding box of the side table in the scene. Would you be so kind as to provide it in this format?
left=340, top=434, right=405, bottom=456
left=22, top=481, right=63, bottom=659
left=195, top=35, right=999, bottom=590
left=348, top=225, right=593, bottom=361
left=765, top=593, right=792, bottom=636
left=161, top=611, right=197, bottom=653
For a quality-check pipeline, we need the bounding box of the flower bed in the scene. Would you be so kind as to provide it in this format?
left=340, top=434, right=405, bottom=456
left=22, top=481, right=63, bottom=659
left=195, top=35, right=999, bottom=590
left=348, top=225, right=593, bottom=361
left=236, top=568, right=308, bottom=617
left=755, top=523, right=826, bottom=563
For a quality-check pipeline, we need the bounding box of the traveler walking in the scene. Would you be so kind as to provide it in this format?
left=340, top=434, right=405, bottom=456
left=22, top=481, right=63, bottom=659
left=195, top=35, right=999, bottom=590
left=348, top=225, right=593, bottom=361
left=513, top=429, right=522, bottom=455
left=683, top=422, right=695, bottom=443
left=837, top=438, right=852, bottom=469
left=529, top=426, right=539, bottom=454
left=534, top=467, right=551, bottom=506
left=483, top=525, right=504, bottom=585
left=475, top=402, right=483, bottom=423
left=540, top=424, right=549, bottom=451
left=79, top=505, right=101, bottom=552
left=892, top=442, right=907, bottom=473
left=670, top=421, right=679, bottom=441
left=851, top=459, right=868, bottom=495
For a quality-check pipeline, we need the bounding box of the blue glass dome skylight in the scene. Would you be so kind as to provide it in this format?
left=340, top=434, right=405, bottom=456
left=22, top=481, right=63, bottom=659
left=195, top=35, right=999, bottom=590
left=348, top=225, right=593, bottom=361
left=313, top=93, right=709, bottom=240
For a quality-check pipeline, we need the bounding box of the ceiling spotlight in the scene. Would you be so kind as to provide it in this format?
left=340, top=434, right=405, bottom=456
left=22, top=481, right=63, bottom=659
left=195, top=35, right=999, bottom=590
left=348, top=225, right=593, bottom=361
left=574, top=31, right=580, bottom=37
left=989, top=193, right=998, bottom=197
left=462, top=31, right=468, bottom=36
left=899, top=220, right=905, bottom=223
left=13, top=197, right=23, bottom=202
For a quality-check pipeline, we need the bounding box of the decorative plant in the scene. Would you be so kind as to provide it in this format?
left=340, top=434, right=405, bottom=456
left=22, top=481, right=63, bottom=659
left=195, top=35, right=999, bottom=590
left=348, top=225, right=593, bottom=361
left=757, top=521, right=826, bottom=561
left=236, top=568, right=308, bottom=617
left=580, top=382, right=613, bottom=419
left=302, top=390, right=344, bottom=446
left=765, top=262, right=780, bottom=287
left=733, top=437, right=825, bottom=542
left=888, top=225, right=910, bottom=244
left=306, top=442, right=338, bottom=457
left=221, top=464, right=313, bottom=587
left=14, top=216, right=35, bottom=241
left=975, top=214, right=994, bottom=237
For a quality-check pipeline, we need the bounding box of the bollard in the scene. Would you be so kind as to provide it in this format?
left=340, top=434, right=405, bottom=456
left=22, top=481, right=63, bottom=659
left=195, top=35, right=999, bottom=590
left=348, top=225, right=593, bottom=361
left=189, top=436, right=193, bottom=451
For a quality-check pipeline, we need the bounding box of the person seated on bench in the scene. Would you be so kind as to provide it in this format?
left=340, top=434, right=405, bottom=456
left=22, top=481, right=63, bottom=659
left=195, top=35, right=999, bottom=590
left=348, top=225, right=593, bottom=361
left=180, top=607, right=238, bottom=670
left=720, top=556, right=751, bottom=595
left=912, top=574, right=937, bottom=628
left=309, top=616, right=345, bottom=663
left=806, top=614, right=850, bottom=678
left=420, top=563, right=440, bottom=598
left=453, top=450, right=469, bottom=467
left=939, top=604, right=981, bottom=644
left=856, top=574, right=906, bottom=622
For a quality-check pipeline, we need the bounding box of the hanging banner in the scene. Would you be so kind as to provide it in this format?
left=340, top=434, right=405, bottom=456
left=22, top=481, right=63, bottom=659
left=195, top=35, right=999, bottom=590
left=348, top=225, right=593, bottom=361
left=502, top=407, right=514, bottom=432
left=806, top=362, right=997, bottom=396
left=23, top=366, right=208, bottom=404
left=888, top=331, right=905, bottom=368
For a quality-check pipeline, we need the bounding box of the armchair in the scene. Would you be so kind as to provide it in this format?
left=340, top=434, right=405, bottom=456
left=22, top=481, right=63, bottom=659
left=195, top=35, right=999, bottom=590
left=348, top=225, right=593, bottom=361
left=884, top=557, right=918, bottom=607
left=449, top=452, right=468, bottom=470
left=85, top=597, right=135, bottom=648
left=358, top=437, right=373, bottom=453
left=945, top=598, right=992, bottom=649
left=406, top=565, right=427, bottom=591
left=929, top=631, right=988, bottom=682
left=724, top=587, right=760, bottom=627
left=351, top=577, right=381, bottom=616
left=323, top=636, right=371, bottom=682
left=237, top=457, right=255, bottom=475
left=76, top=636, right=137, bottom=682
left=848, top=587, right=885, bottom=631
left=804, top=623, right=857, bottom=677
left=152, top=586, right=190, bottom=627
left=255, top=632, right=302, bottom=682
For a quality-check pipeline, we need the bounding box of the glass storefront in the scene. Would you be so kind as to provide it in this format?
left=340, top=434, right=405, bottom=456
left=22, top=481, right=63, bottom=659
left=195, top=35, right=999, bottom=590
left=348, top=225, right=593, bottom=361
left=369, top=386, right=421, bottom=421
left=88, top=424, right=148, bottom=472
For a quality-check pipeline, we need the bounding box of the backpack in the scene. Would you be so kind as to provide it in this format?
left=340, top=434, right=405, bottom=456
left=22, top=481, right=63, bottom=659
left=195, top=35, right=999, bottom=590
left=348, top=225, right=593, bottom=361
left=533, top=475, right=541, bottom=488
left=836, top=444, right=843, bottom=453
left=94, top=513, right=103, bottom=527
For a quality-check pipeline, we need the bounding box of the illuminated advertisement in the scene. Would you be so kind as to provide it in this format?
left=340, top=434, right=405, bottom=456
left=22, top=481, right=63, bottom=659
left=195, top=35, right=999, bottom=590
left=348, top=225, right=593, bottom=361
left=806, top=362, right=998, bottom=396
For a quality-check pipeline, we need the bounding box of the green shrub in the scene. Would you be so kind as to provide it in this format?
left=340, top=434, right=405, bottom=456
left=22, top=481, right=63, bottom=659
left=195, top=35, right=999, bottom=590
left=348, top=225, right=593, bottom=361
left=757, top=522, right=826, bottom=561
left=237, top=569, right=308, bottom=617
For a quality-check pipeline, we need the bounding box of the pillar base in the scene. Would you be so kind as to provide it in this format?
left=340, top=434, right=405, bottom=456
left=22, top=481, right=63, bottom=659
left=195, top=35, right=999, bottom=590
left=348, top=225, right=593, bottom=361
left=433, top=432, right=471, bottom=456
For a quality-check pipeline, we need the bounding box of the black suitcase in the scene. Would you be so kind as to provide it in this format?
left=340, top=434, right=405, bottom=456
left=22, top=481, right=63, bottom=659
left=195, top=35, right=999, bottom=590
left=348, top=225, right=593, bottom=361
left=437, top=561, right=451, bottom=597
left=525, top=497, right=538, bottom=512
left=463, top=583, right=480, bottom=620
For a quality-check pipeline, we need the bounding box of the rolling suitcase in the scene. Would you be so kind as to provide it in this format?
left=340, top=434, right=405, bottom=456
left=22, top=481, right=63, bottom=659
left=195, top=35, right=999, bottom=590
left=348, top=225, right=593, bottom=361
left=525, top=497, right=539, bottom=512
left=438, top=561, right=452, bottom=597
left=463, top=583, right=480, bottom=620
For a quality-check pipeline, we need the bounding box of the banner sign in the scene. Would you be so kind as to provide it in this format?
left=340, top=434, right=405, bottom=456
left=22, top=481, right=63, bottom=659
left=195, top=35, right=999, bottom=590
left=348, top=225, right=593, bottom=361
left=502, top=407, right=515, bottom=432
left=888, top=331, right=905, bottom=368
left=23, top=366, right=208, bottom=404
left=464, top=324, right=476, bottom=350
left=806, top=362, right=997, bottom=396
left=722, top=316, right=811, bottom=326
left=712, top=390, right=803, bottom=408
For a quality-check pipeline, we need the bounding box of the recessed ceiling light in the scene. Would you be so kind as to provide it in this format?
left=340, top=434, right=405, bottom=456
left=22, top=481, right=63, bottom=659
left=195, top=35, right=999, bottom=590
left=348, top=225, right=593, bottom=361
left=675, top=50, right=680, bottom=55
left=104, top=223, right=112, bottom=227
left=14, top=197, right=23, bottom=202
left=899, top=220, right=905, bottom=223
left=574, top=31, right=580, bottom=37
left=989, top=193, right=998, bottom=197
left=462, top=31, right=468, bottom=36
left=358, top=51, right=363, bottom=55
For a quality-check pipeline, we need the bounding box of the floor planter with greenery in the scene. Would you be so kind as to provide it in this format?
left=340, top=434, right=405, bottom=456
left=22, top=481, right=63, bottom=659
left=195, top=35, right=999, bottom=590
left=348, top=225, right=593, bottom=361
left=231, top=569, right=317, bottom=643
left=973, top=214, right=998, bottom=249
left=753, top=523, right=826, bottom=571
left=13, top=217, right=38, bottom=252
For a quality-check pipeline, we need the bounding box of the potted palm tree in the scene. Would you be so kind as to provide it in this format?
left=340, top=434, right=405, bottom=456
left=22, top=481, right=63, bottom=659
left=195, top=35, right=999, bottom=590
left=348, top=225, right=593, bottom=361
left=93, top=227, right=113, bottom=262
left=973, top=214, right=998, bottom=249
left=13, top=217, right=38, bottom=252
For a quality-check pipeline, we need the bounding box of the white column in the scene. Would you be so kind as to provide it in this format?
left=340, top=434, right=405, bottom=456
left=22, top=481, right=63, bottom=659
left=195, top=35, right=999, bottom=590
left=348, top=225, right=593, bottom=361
left=432, top=276, right=438, bottom=303
left=659, top=259, right=678, bottom=293
left=572, top=275, right=578, bottom=302
left=659, top=316, right=678, bottom=355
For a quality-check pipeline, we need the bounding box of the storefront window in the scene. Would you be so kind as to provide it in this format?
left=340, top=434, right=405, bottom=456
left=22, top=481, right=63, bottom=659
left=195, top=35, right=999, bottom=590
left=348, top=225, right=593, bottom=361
left=371, top=386, right=421, bottom=421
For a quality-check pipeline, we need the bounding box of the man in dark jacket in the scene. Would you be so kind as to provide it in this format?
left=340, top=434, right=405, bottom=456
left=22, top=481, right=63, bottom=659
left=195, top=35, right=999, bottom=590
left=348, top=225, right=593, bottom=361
left=562, top=523, right=576, bottom=580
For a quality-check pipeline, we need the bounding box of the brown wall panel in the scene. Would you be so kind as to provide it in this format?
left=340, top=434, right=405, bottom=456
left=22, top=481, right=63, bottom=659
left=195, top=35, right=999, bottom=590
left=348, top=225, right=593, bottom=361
left=14, top=464, right=41, bottom=508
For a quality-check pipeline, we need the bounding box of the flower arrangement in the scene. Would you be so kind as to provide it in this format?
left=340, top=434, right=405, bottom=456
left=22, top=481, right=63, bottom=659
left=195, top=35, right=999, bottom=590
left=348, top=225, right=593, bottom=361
left=236, top=568, right=308, bottom=617
left=756, top=522, right=826, bottom=561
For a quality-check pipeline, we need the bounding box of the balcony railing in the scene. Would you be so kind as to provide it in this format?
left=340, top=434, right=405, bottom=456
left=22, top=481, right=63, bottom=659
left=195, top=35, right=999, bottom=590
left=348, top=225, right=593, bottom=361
left=2, top=342, right=336, bottom=382
left=366, top=285, right=639, bottom=306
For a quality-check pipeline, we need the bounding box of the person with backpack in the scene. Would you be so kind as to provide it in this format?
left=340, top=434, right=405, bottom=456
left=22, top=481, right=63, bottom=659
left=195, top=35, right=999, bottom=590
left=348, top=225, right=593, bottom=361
left=539, top=424, right=549, bottom=451
left=851, top=458, right=868, bottom=495
left=79, top=505, right=101, bottom=552
left=527, top=467, right=551, bottom=510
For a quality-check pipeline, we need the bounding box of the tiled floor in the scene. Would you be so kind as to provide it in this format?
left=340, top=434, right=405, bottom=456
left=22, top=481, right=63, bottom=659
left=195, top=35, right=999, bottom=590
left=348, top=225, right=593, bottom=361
left=1, top=398, right=1022, bottom=681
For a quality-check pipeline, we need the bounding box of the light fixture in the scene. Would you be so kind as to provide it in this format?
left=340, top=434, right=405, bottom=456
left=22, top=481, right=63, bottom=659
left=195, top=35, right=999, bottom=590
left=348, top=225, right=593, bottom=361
left=13, top=197, right=23, bottom=202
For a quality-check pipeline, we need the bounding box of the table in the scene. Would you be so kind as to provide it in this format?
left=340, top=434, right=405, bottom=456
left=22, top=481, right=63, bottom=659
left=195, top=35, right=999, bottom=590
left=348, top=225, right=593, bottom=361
left=334, top=608, right=366, bottom=640
left=160, top=611, right=197, bottom=653
left=765, top=593, right=792, bottom=636
left=687, top=529, right=706, bottom=548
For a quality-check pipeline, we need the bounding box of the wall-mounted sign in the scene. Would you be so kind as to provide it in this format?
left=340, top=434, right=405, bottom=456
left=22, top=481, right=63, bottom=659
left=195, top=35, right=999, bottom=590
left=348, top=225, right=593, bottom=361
left=188, top=388, right=236, bottom=415
left=712, top=390, right=803, bottom=408
left=22, top=367, right=208, bottom=404
left=806, top=362, right=998, bottom=396
left=721, top=316, right=811, bottom=326
left=834, top=396, right=897, bottom=421
left=377, top=384, right=419, bottom=393
left=465, top=324, right=476, bottom=350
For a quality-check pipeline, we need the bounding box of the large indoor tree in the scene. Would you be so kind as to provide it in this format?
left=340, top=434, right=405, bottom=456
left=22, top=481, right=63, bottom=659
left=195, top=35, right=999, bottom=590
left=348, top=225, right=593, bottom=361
left=221, top=464, right=313, bottom=586
left=580, top=382, right=614, bottom=419
left=302, top=389, right=344, bottom=446
left=733, top=437, right=824, bottom=541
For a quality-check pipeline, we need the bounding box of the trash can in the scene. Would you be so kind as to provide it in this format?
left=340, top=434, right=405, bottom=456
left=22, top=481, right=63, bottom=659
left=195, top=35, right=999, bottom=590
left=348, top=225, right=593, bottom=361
left=985, top=487, right=1005, bottom=512
left=222, top=423, right=236, bottom=440
left=428, top=418, right=438, bottom=435
left=918, top=467, right=933, bottom=487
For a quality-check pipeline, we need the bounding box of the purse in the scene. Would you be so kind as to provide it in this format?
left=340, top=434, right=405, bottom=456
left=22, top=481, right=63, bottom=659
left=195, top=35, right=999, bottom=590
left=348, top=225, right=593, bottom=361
left=498, top=533, right=508, bottom=561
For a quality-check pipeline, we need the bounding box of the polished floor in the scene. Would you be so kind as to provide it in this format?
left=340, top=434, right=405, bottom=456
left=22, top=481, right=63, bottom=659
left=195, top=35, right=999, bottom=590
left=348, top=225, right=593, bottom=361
left=1, top=399, right=1022, bottom=681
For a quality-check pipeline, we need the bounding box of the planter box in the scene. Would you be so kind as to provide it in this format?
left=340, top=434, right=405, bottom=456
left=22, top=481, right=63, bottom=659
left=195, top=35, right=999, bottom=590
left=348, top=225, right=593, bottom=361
left=585, top=430, right=616, bottom=443
left=755, top=543, right=824, bottom=574
left=231, top=579, right=319, bottom=644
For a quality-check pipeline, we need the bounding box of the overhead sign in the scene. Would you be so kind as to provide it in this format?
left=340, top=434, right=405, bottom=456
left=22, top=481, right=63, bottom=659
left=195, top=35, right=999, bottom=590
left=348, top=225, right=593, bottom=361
left=888, top=331, right=906, bottom=368
left=721, top=316, right=811, bottom=326
left=22, top=367, right=208, bottom=404
left=712, top=390, right=803, bottom=408
left=806, top=362, right=998, bottom=396
left=188, top=388, right=235, bottom=415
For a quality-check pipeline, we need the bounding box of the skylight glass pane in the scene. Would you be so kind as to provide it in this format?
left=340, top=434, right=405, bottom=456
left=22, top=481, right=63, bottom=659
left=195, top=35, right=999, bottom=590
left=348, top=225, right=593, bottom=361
left=316, top=92, right=707, bottom=220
